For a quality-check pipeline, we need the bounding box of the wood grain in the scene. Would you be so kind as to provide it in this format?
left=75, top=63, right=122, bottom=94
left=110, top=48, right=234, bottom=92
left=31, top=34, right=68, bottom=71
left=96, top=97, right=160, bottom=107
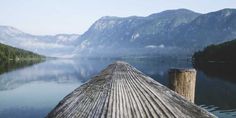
left=169, top=68, right=197, bottom=103
left=47, top=61, right=216, bottom=118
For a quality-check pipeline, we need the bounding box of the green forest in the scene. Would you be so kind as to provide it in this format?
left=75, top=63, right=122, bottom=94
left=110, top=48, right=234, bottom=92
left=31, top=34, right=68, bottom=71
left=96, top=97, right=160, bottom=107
left=0, top=43, right=44, bottom=61
left=193, top=39, right=236, bottom=63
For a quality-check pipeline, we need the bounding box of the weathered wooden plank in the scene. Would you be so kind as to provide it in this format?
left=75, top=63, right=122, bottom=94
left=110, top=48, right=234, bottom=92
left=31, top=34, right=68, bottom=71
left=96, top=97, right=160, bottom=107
left=47, top=61, right=216, bottom=118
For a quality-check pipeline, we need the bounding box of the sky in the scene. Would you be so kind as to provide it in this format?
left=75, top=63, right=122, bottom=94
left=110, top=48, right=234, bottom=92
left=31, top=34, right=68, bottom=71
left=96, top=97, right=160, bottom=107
left=0, top=0, right=235, bottom=35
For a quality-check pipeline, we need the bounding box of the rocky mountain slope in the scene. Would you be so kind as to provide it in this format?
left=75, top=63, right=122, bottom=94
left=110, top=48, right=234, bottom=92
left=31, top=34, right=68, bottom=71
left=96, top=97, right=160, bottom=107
left=74, top=8, right=236, bottom=57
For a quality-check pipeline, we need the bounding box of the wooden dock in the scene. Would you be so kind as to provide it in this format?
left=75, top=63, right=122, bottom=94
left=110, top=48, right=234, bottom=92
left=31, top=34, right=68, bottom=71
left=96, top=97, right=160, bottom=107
left=47, top=61, right=216, bottom=118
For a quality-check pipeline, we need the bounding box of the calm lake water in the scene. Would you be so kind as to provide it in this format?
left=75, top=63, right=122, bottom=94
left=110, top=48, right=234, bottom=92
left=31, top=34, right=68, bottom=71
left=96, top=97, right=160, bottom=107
left=0, top=58, right=236, bottom=118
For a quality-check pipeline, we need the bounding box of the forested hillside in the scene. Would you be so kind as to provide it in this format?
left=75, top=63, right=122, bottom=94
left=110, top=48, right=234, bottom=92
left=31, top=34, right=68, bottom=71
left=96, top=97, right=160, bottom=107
left=193, top=39, right=236, bottom=63
left=0, top=43, right=44, bottom=61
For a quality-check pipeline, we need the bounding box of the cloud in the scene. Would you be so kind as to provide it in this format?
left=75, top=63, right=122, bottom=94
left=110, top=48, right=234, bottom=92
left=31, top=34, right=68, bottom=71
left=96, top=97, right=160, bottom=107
left=145, top=44, right=165, bottom=49
left=20, top=40, right=67, bottom=49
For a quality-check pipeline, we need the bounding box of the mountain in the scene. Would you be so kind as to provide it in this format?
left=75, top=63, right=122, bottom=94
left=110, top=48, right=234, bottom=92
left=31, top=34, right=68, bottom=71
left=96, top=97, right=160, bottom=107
left=74, top=9, right=201, bottom=57
left=0, top=42, right=44, bottom=61
left=173, top=9, right=236, bottom=49
left=0, top=26, right=80, bottom=57
left=74, top=8, right=236, bottom=57
left=1, top=9, right=235, bottom=58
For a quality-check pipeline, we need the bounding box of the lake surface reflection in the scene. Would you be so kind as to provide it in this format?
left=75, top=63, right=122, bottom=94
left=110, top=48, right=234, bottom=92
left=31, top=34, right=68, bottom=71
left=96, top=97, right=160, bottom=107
left=0, top=58, right=236, bottom=118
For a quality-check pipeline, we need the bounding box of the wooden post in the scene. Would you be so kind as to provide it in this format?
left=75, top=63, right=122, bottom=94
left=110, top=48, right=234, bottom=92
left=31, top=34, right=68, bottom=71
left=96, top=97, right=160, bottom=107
left=168, top=68, right=197, bottom=103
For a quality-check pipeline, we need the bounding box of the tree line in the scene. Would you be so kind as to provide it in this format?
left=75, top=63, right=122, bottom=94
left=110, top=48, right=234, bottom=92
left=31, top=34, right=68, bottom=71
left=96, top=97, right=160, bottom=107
left=0, top=43, right=44, bottom=61
left=193, top=39, right=236, bottom=63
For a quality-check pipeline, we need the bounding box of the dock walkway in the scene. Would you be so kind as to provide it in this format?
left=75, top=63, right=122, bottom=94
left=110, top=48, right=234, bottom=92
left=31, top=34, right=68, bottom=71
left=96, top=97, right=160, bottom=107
left=47, top=61, right=215, bottom=118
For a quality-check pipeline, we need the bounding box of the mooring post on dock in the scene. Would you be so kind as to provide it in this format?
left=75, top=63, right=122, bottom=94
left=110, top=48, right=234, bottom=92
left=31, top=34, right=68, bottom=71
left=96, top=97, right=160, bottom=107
left=168, top=68, right=197, bottom=103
